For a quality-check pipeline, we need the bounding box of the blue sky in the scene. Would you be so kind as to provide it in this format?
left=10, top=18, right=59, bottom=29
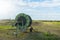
left=0, top=0, right=60, bottom=20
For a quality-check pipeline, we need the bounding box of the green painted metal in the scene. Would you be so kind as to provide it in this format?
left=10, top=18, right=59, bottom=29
left=15, top=13, right=32, bottom=32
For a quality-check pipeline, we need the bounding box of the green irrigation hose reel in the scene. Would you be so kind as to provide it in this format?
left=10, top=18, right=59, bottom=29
left=15, top=13, right=32, bottom=32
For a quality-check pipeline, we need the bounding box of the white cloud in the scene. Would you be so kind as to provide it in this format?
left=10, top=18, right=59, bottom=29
left=0, top=0, right=60, bottom=20
left=24, top=0, right=60, bottom=7
left=15, top=0, right=26, bottom=6
left=0, top=0, right=16, bottom=19
left=0, top=1, right=10, bottom=16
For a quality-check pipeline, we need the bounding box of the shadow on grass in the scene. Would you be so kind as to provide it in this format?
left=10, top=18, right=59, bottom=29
left=22, top=32, right=60, bottom=40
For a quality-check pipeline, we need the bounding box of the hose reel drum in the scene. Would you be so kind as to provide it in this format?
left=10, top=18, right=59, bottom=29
left=15, top=13, right=32, bottom=32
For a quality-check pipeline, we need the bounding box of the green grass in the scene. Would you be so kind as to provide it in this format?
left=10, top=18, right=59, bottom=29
left=0, top=25, right=16, bottom=29
left=0, top=21, right=60, bottom=40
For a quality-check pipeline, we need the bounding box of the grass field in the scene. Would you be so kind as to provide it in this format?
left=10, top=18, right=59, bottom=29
left=0, top=20, right=60, bottom=40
